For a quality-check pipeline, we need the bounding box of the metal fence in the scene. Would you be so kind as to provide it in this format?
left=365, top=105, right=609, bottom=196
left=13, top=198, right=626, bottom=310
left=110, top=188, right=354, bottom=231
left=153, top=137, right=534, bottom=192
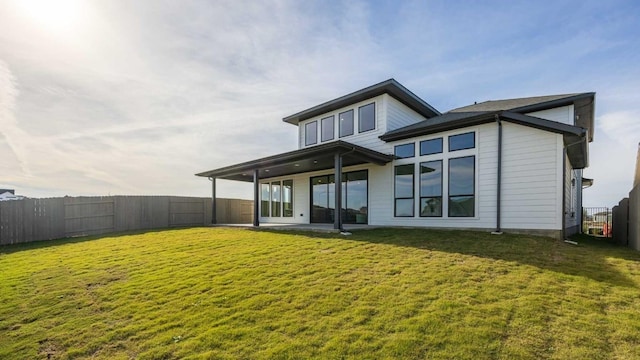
left=582, top=207, right=612, bottom=237
left=0, top=196, right=253, bottom=246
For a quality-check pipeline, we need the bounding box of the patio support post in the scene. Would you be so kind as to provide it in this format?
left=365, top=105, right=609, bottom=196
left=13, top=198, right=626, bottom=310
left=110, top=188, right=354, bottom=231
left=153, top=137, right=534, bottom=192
left=211, top=177, right=217, bottom=224
left=253, top=169, right=260, bottom=227
left=334, top=152, right=343, bottom=230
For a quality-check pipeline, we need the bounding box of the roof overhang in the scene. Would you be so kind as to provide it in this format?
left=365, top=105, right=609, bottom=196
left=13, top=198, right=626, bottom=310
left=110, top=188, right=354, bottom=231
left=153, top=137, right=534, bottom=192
left=195, top=141, right=394, bottom=182
left=511, top=92, right=595, bottom=143
left=380, top=110, right=589, bottom=169
left=282, top=79, right=441, bottom=125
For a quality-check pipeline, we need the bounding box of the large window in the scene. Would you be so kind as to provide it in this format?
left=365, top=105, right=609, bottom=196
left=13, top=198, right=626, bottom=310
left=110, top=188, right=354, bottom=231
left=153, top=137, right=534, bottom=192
left=358, top=103, right=375, bottom=133
left=311, top=171, right=368, bottom=224
left=395, top=143, right=415, bottom=159
left=420, top=161, right=442, bottom=217
left=305, top=121, right=317, bottom=146
left=394, top=164, right=414, bottom=217
left=321, top=116, right=334, bottom=142
left=283, top=180, right=293, bottom=217
left=420, top=138, right=443, bottom=155
left=261, top=183, right=270, bottom=217
left=271, top=181, right=281, bottom=217
left=392, top=131, right=476, bottom=219
left=448, top=156, right=475, bottom=217
left=449, top=132, right=475, bottom=151
left=261, top=179, right=293, bottom=217
left=339, top=110, right=354, bottom=137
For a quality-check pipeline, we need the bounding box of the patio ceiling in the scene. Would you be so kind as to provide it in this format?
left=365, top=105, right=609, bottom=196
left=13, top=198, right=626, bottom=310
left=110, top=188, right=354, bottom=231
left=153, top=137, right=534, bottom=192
left=195, top=140, right=394, bottom=182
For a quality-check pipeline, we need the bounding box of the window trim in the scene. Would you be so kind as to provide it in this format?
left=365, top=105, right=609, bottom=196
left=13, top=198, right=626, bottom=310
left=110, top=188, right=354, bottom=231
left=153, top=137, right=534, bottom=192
left=358, top=102, right=376, bottom=133
left=394, top=143, right=415, bottom=159
left=320, top=115, right=335, bottom=142
left=339, top=109, right=354, bottom=138
left=394, top=164, right=415, bottom=217
left=448, top=132, right=475, bottom=152
left=271, top=181, right=282, bottom=217
left=448, top=155, right=476, bottom=217
left=305, top=121, right=318, bottom=146
left=261, top=179, right=294, bottom=218
left=282, top=179, right=294, bottom=217
left=419, top=160, right=443, bottom=217
left=260, top=183, right=270, bottom=217
left=420, top=137, right=443, bottom=156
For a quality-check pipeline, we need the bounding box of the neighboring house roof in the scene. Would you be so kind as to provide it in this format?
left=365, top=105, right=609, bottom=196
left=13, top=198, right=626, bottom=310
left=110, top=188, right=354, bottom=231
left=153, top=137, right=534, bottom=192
left=0, top=191, right=24, bottom=201
left=282, top=79, right=441, bottom=125
left=449, top=92, right=596, bottom=142
left=380, top=110, right=589, bottom=169
left=196, top=140, right=394, bottom=182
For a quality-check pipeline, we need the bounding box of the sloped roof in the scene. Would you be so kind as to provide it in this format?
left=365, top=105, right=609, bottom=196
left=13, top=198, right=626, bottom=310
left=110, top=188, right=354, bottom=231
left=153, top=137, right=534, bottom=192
left=381, top=111, right=585, bottom=141
left=196, top=140, right=393, bottom=182
left=380, top=110, right=589, bottom=169
left=283, top=79, right=440, bottom=125
left=449, top=93, right=592, bottom=113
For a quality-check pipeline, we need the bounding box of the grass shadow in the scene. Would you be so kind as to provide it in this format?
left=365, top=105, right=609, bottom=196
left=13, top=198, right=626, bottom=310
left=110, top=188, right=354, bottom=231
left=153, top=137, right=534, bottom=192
left=257, top=227, right=640, bottom=288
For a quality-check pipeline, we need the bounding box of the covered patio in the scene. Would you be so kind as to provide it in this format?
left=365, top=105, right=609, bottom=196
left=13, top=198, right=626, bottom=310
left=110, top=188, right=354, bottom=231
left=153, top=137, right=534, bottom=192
left=196, top=141, right=393, bottom=230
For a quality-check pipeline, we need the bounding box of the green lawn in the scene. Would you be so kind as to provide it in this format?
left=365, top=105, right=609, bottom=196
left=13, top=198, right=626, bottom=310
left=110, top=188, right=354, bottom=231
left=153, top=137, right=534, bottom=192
left=1, top=228, right=639, bottom=359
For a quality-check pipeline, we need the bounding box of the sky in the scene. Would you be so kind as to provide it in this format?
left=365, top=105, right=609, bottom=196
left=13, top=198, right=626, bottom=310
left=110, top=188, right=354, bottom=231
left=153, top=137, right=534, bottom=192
left=0, top=0, right=639, bottom=207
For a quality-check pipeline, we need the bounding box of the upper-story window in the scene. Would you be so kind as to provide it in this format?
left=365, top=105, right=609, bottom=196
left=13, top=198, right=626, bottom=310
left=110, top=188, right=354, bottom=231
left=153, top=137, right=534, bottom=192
left=395, top=143, right=415, bottom=159
left=321, top=116, right=334, bottom=142
left=305, top=121, right=317, bottom=146
left=420, top=138, right=443, bottom=155
left=358, top=103, right=375, bottom=133
left=339, top=110, right=354, bottom=137
left=449, top=132, right=475, bottom=151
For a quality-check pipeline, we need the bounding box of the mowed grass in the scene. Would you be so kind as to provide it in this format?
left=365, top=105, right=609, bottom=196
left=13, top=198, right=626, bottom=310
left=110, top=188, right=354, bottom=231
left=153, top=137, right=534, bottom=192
left=1, top=228, right=640, bottom=359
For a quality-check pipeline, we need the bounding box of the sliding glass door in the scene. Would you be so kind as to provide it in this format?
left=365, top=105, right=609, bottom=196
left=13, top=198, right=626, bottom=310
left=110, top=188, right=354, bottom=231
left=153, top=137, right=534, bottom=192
left=310, top=170, right=368, bottom=224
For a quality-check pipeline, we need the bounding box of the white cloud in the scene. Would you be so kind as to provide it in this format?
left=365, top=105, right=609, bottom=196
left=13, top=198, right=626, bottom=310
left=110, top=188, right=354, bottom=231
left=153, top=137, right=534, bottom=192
left=0, top=0, right=638, bottom=208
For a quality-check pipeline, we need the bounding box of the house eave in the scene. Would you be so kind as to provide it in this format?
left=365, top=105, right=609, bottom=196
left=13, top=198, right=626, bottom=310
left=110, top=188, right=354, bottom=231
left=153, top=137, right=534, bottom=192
left=196, top=140, right=394, bottom=182
left=282, top=79, right=441, bottom=125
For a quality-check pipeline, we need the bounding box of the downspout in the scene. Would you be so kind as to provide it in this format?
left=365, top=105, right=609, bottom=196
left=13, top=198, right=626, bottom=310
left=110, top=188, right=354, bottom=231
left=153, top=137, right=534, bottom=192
left=492, top=114, right=503, bottom=235
left=562, top=148, right=566, bottom=240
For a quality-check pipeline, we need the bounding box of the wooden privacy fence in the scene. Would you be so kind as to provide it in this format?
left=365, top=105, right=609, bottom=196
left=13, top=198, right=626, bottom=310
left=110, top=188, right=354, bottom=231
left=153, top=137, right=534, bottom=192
left=0, top=196, right=253, bottom=245
left=612, top=183, right=640, bottom=251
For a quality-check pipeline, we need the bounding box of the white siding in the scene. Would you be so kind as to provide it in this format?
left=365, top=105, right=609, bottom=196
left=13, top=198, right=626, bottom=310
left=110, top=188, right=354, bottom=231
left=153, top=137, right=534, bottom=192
left=386, top=95, right=427, bottom=131
left=368, top=123, right=499, bottom=229
left=273, top=121, right=565, bottom=234
left=526, top=105, right=574, bottom=125
left=500, top=123, right=562, bottom=230
left=297, top=95, right=392, bottom=153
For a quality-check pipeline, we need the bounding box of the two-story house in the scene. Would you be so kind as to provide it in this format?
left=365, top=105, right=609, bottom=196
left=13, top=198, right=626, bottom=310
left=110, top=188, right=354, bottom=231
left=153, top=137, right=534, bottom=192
left=196, top=79, right=595, bottom=239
